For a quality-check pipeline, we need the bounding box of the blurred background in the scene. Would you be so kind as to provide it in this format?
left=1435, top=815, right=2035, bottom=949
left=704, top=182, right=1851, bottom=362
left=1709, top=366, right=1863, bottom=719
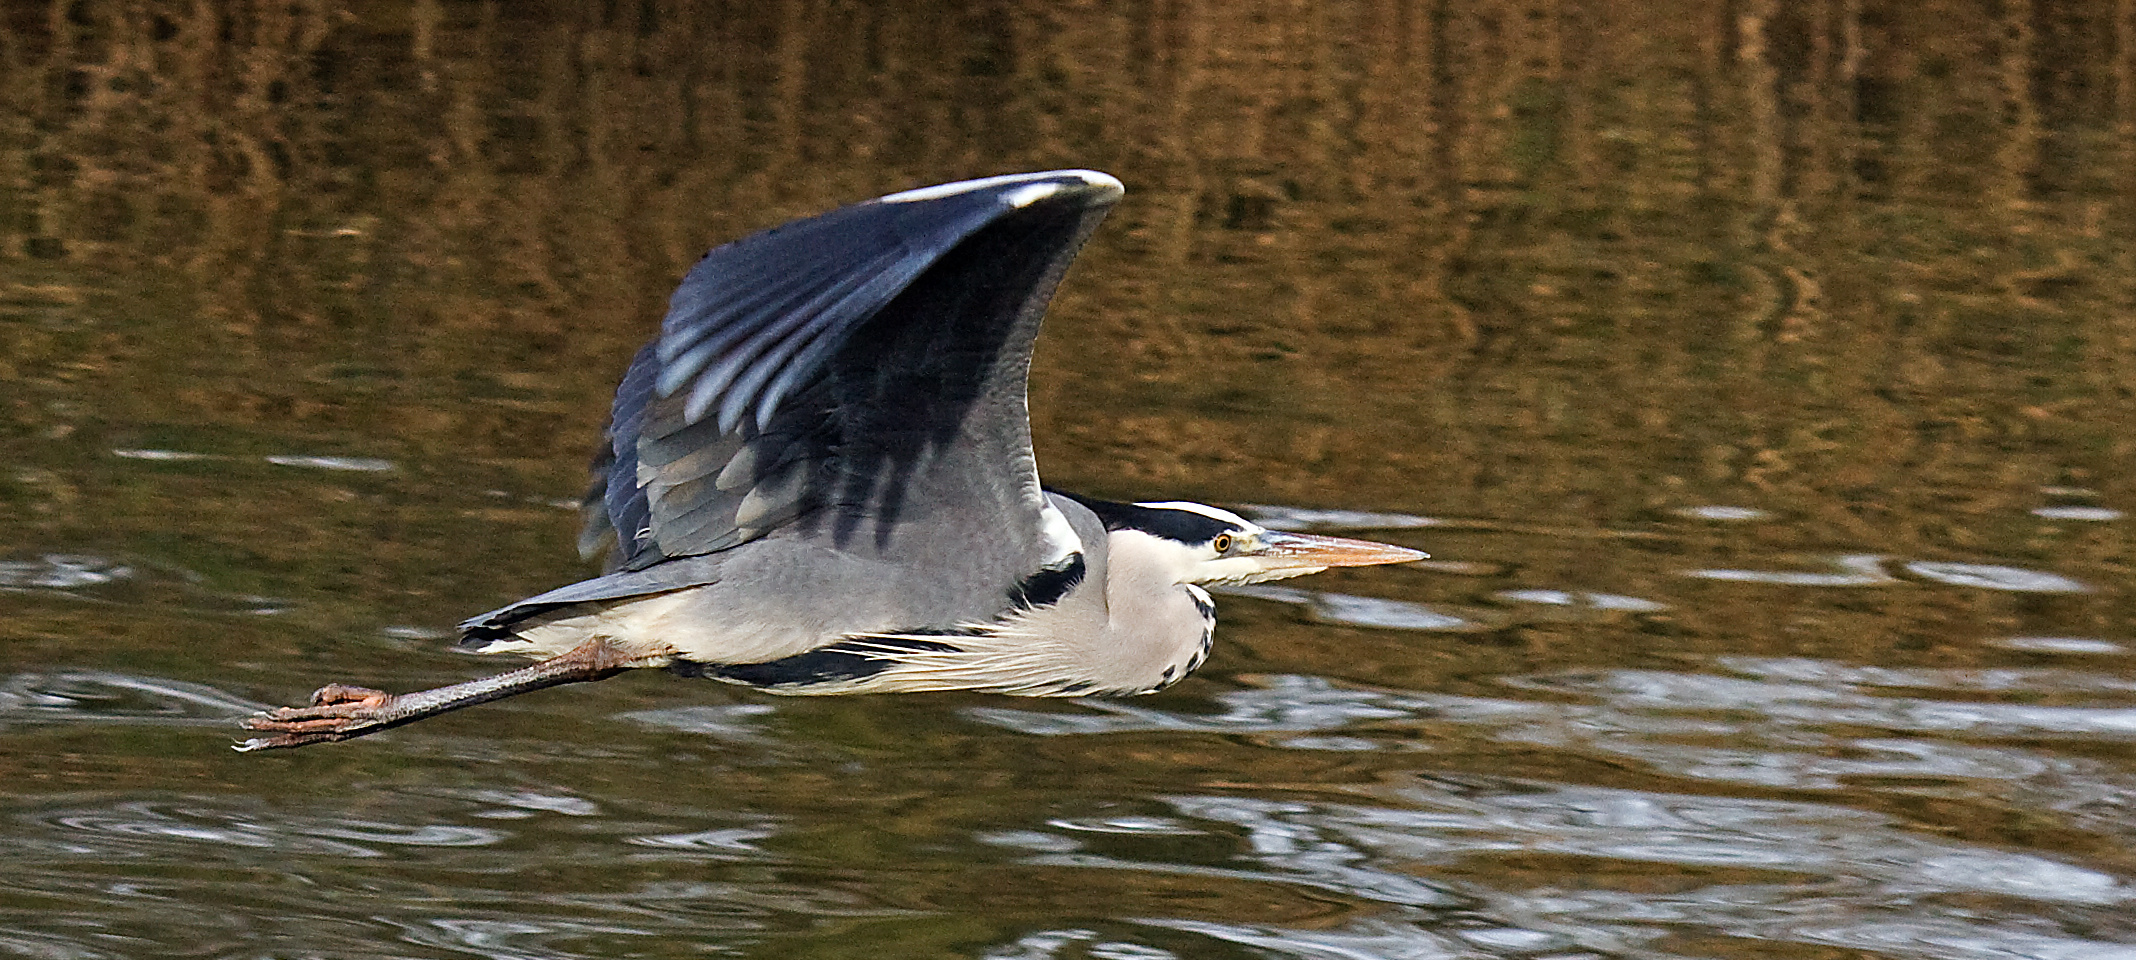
left=4, top=2, right=2136, bottom=957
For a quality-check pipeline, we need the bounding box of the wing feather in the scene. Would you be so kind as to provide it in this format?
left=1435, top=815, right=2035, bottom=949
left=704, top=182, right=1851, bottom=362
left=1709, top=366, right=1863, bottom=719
left=560, top=169, right=1120, bottom=617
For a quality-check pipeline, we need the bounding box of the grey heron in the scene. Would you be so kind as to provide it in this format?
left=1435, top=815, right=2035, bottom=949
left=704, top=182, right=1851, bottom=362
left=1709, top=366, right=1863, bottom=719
left=237, top=170, right=1426, bottom=752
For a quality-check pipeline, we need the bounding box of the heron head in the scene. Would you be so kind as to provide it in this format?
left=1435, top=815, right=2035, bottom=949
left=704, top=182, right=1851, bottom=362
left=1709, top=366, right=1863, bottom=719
left=1097, top=500, right=1428, bottom=586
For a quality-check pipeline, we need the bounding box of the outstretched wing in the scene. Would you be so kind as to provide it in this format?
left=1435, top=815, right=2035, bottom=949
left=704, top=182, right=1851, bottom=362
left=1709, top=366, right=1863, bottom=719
left=582, top=170, right=1122, bottom=580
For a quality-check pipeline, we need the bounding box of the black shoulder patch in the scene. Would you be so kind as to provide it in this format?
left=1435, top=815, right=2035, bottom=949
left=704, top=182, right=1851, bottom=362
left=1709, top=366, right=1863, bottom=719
left=676, top=637, right=961, bottom=688
left=1010, top=552, right=1085, bottom=609
left=1052, top=491, right=1238, bottom=546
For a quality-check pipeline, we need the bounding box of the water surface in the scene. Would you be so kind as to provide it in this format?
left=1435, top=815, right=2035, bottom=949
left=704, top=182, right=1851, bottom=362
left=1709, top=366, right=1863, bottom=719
left=5, top=3, right=2136, bottom=958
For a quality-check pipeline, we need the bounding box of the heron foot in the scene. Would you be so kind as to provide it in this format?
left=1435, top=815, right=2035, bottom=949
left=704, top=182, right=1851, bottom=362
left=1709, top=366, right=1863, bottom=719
left=234, top=641, right=646, bottom=753
left=235, top=684, right=398, bottom=752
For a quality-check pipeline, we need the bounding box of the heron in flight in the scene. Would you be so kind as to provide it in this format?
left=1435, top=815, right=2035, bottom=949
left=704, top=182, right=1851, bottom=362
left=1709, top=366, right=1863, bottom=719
left=238, top=170, right=1425, bottom=751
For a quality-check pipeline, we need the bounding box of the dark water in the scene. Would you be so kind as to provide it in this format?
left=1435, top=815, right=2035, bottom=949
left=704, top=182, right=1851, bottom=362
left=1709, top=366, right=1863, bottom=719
left=6, top=2, right=2136, bottom=957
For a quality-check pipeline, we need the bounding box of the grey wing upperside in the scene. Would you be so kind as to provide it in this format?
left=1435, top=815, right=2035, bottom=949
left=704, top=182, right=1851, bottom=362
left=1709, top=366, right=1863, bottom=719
left=467, top=171, right=1122, bottom=638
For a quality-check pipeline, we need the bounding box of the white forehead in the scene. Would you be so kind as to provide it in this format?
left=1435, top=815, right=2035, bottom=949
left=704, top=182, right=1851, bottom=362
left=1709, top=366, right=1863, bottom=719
left=1135, top=501, right=1259, bottom=530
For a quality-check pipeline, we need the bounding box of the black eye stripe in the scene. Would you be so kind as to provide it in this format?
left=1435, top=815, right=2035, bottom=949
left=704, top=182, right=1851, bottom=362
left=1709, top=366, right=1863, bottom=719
left=1054, top=492, right=1240, bottom=545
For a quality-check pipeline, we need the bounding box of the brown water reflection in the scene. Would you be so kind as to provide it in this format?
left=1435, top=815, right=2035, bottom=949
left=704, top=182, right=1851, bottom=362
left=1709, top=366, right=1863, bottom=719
left=5, top=2, right=2136, bottom=958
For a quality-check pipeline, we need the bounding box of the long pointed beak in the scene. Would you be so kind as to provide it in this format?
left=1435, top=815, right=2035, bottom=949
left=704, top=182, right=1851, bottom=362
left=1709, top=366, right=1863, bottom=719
left=1255, top=531, right=1428, bottom=568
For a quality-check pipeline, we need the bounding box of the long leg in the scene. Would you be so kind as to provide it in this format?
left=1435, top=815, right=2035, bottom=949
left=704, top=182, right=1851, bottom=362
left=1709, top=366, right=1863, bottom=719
left=236, top=639, right=641, bottom=752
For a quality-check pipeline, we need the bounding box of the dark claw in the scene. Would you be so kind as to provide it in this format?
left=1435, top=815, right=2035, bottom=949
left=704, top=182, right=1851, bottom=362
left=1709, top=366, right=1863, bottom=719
left=233, top=731, right=347, bottom=752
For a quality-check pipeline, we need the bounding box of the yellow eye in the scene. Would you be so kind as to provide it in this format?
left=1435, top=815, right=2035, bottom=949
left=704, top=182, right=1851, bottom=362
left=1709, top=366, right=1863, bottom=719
left=1212, top=533, right=1234, bottom=553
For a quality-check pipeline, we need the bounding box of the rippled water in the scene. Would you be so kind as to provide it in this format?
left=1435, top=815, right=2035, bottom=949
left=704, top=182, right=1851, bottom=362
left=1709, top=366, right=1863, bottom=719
left=7, top=493, right=2135, bottom=957
left=8, top=2, right=2136, bottom=958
